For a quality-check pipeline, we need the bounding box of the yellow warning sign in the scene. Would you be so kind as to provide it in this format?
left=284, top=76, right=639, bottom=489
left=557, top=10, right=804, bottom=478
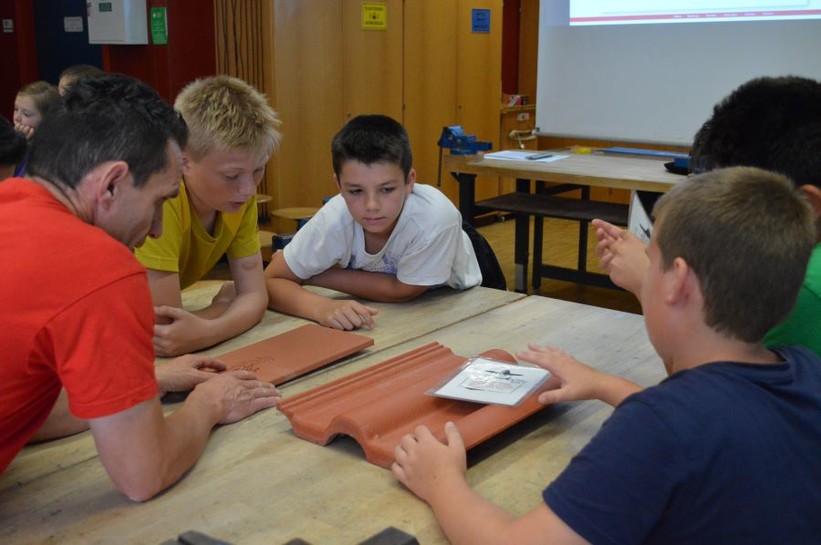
left=362, top=3, right=387, bottom=30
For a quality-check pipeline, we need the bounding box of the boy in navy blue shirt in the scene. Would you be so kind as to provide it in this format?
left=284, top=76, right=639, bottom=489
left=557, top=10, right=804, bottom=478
left=391, top=167, right=821, bottom=544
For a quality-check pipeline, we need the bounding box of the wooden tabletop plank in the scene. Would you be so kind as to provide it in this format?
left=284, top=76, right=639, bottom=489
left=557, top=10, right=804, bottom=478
left=0, top=295, right=663, bottom=545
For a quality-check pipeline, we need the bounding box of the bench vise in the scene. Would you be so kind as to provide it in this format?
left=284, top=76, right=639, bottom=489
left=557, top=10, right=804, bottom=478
left=437, top=125, right=492, bottom=155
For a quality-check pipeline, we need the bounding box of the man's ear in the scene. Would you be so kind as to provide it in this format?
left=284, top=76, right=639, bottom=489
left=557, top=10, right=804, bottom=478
left=95, top=161, right=131, bottom=209
left=333, top=173, right=341, bottom=189
left=799, top=184, right=821, bottom=219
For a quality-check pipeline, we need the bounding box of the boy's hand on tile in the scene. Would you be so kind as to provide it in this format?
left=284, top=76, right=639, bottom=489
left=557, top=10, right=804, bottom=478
left=518, top=343, right=643, bottom=408
left=516, top=344, right=605, bottom=405
left=392, top=422, right=466, bottom=503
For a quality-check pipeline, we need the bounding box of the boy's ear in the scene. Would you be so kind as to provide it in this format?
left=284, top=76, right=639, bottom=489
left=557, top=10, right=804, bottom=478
left=405, top=168, right=416, bottom=193
left=333, top=173, right=341, bottom=188
left=181, top=153, right=193, bottom=178
left=799, top=184, right=821, bottom=219
left=665, top=256, right=697, bottom=306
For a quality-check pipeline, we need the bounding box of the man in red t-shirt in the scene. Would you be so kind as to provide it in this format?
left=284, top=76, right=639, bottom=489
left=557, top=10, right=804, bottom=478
left=0, top=74, right=280, bottom=501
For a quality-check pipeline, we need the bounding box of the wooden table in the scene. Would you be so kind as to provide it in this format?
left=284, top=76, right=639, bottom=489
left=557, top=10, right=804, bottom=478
left=0, top=295, right=663, bottom=545
left=0, top=284, right=523, bottom=502
left=445, top=151, right=682, bottom=291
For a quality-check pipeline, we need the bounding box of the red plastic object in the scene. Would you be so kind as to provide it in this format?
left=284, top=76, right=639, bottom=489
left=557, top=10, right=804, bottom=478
left=216, top=324, right=374, bottom=385
left=277, top=342, right=550, bottom=468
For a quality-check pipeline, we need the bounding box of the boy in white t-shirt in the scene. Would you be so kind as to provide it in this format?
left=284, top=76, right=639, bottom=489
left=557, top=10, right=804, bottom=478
left=264, top=114, right=481, bottom=330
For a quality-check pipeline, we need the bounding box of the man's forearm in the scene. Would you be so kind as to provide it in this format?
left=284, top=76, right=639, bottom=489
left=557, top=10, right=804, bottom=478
left=92, top=394, right=221, bottom=502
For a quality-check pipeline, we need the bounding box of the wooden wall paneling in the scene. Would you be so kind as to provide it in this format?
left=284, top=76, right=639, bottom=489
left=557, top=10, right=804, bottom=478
left=341, top=0, right=403, bottom=122
left=215, top=0, right=274, bottom=215
left=271, top=0, right=345, bottom=231
left=455, top=0, right=502, bottom=203
left=260, top=0, right=277, bottom=216
left=402, top=1, right=458, bottom=194
left=517, top=0, right=539, bottom=101
left=499, top=104, right=537, bottom=194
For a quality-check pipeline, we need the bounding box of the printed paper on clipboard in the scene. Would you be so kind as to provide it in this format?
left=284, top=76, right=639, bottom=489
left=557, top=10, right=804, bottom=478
left=428, top=357, right=550, bottom=407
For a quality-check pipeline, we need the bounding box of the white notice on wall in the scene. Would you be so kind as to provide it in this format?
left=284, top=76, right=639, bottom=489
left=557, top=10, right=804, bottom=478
left=64, top=16, right=84, bottom=33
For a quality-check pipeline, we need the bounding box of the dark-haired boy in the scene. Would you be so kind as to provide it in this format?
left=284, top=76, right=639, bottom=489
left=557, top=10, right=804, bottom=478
left=393, top=167, right=821, bottom=544
left=594, top=75, right=821, bottom=355
left=264, top=114, right=481, bottom=330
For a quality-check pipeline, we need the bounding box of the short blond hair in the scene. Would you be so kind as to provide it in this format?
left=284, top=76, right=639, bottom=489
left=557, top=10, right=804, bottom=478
left=174, top=75, right=281, bottom=161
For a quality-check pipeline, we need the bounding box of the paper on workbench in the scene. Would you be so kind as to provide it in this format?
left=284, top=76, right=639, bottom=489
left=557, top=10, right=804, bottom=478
left=483, top=150, right=568, bottom=163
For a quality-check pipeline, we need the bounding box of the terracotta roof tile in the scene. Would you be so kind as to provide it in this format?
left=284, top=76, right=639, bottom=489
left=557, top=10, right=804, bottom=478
left=216, top=324, right=374, bottom=385
left=278, top=342, right=550, bottom=468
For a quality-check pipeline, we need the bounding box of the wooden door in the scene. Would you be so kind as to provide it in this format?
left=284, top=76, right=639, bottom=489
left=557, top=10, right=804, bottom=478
left=403, top=1, right=458, bottom=193
left=404, top=0, right=502, bottom=207
left=272, top=0, right=345, bottom=221
left=455, top=0, right=502, bottom=204
left=341, top=0, right=403, bottom=122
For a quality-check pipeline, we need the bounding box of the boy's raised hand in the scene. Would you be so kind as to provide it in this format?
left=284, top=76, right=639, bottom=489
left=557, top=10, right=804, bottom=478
left=591, top=218, right=649, bottom=297
left=517, top=344, right=643, bottom=408
left=318, top=299, right=379, bottom=331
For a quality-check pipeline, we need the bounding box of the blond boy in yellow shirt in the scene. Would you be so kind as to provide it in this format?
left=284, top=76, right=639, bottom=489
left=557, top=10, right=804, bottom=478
left=136, top=76, right=281, bottom=356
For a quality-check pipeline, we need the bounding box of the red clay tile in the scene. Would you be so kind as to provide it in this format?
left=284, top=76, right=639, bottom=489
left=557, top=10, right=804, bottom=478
left=216, top=324, right=374, bottom=385
left=277, top=342, right=550, bottom=468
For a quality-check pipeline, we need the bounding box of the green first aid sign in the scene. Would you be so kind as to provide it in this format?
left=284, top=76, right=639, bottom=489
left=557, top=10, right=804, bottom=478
left=150, top=7, right=168, bottom=45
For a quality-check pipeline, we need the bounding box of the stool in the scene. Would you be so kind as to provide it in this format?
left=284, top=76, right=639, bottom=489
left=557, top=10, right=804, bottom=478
left=255, top=193, right=273, bottom=222
left=271, top=207, right=319, bottom=231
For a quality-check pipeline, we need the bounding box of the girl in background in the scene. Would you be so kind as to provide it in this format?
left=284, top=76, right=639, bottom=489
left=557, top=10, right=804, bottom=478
left=12, top=81, right=59, bottom=176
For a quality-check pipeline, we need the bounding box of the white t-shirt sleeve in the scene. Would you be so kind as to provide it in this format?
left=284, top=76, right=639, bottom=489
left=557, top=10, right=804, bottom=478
left=395, top=223, right=463, bottom=286
left=282, top=196, right=354, bottom=280
left=393, top=185, right=481, bottom=289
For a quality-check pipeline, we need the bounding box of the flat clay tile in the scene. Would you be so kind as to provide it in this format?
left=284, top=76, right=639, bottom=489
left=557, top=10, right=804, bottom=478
left=277, top=342, right=550, bottom=468
left=216, top=324, right=374, bottom=385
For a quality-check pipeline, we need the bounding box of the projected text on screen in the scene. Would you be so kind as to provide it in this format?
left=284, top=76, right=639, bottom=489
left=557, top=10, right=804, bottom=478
left=570, top=0, right=821, bottom=25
